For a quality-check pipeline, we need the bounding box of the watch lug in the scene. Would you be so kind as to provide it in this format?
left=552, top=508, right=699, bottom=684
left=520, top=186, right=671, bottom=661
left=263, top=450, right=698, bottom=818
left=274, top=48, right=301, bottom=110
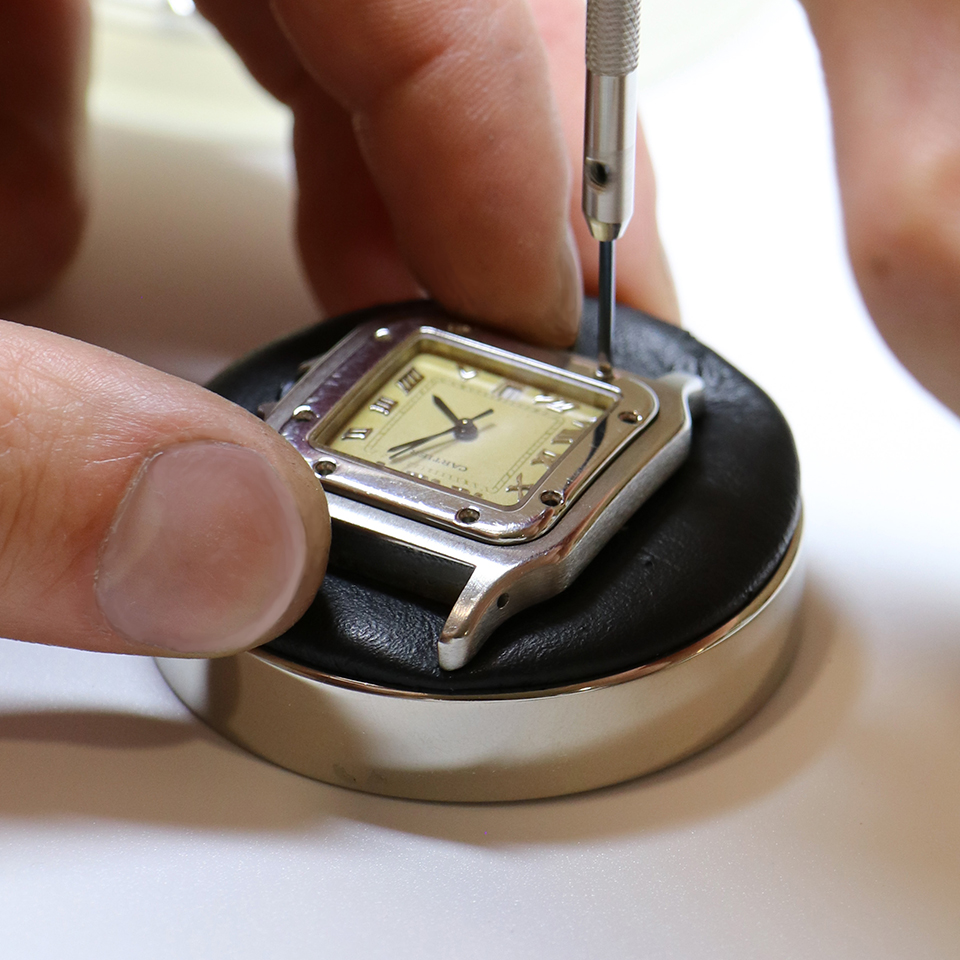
left=438, top=561, right=514, bottom=671
left=657, top=372, right=705, bottom=419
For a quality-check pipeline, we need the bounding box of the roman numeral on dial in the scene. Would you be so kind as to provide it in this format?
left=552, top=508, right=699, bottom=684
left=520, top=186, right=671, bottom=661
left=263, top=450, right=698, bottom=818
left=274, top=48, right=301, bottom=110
left=534, top=395, right=577, bottom=413
left=397, top=368, right=424, bottom=394
left=531, top=449, right=558, bottom=466
left=369, top=396, right=397, bottom=416
left=341, top=427, right=372, bottom=441
left=493, top=380, right=525, bottom=401
left=506, top=474, right=532, bottom=502
left=552, top=428, right=580, bottom=445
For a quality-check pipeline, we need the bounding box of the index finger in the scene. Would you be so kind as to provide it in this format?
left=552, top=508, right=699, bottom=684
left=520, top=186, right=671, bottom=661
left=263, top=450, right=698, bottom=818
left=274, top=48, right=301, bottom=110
left=199, top=0, right=581, bottom=345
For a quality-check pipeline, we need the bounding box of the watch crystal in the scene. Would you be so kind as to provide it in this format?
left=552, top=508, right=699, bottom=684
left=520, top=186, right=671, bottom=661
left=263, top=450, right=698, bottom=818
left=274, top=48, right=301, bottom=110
left=315, top=349, right=609, bottom=506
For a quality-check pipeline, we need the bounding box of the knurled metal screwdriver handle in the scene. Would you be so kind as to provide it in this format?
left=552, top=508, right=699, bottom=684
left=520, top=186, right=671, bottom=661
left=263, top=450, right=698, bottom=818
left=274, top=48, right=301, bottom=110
left=586, top=0, right=641, bottom=73
left=583, top=0, right=641, bottom=242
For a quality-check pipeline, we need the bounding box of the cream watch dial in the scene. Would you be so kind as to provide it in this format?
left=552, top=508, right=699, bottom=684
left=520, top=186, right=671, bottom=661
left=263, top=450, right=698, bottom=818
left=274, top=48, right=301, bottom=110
left=320, top=350, right=609, bottom=506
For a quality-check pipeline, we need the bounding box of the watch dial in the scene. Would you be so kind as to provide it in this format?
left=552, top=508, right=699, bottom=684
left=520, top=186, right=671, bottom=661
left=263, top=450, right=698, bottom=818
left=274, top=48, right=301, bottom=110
left=320, top=349, right=609, bottom=506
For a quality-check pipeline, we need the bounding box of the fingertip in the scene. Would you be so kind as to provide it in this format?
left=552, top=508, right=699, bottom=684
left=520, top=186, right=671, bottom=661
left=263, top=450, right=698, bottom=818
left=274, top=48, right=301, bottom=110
left=0, top=324, right=330, bottom=658
left=531, top=222, right=584, bottom=347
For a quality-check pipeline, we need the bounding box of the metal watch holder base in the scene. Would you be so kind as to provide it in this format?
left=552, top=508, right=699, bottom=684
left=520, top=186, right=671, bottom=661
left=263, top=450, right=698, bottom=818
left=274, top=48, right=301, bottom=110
left=157, top=301, right=804, bottom=802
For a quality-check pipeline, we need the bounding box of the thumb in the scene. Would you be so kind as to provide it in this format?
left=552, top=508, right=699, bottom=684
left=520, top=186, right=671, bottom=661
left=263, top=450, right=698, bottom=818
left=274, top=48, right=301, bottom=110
left=0, top=321, right=329, bottom=657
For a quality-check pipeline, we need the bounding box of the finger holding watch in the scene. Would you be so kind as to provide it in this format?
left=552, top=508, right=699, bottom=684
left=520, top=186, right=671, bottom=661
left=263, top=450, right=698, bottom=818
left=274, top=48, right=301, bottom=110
left=0, top=321, right=330, bottom=658
left=194, top=0, right=678, bottom=338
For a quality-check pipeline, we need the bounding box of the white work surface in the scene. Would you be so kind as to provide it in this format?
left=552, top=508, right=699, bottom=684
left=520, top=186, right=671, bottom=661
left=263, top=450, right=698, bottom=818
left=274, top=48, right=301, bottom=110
left=4, top=2, right=960, bottom=957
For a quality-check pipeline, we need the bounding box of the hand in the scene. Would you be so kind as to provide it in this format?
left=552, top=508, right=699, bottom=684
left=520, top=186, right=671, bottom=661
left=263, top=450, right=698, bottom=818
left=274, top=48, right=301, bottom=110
left=0, top=0, right=676, bottom=660
left=0, top=320, right=330, bottom=658
left=0, top=8, right=330, bottom=661
left=1, top=0, right=678, bottom=338
left=801, top=0, right=960, bottom=416
left=432, top=395, right=464, bottom=428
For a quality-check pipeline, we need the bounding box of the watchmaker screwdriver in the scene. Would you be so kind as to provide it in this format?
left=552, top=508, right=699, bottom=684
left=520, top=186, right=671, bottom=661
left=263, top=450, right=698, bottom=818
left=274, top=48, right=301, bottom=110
left=582, top=0, right=641, bottom=379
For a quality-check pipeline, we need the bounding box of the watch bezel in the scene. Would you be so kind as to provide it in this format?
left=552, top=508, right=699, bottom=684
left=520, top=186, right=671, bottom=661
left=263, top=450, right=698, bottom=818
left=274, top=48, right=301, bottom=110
left=267, top=315, right=659, bottom=543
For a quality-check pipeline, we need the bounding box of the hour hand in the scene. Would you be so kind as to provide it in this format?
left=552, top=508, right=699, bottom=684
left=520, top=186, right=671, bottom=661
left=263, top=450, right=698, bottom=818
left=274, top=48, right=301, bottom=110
left=433, top=395, right=461, bottom=425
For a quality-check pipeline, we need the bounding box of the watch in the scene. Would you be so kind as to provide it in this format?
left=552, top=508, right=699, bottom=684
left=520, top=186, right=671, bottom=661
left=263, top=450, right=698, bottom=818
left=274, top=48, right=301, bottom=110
left=262, top=306, right=704, bottom=670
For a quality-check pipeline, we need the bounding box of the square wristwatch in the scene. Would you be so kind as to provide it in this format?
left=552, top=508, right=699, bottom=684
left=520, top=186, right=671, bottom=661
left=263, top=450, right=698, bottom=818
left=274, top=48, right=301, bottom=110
left=264, top=313, right=704, bottom=670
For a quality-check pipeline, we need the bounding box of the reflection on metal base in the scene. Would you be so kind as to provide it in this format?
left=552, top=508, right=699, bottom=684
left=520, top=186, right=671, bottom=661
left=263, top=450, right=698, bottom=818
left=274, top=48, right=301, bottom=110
left=157, top=521, right=804, bottom=802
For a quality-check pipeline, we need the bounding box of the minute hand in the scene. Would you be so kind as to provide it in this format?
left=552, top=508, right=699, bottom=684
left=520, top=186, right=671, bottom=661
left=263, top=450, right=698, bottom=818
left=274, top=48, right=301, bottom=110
left=387, top=409, right=493, bottom=459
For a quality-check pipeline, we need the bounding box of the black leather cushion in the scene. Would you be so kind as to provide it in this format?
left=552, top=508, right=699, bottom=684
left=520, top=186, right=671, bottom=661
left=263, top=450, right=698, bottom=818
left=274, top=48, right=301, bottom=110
left=208, top=300, right=800, bottom=695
